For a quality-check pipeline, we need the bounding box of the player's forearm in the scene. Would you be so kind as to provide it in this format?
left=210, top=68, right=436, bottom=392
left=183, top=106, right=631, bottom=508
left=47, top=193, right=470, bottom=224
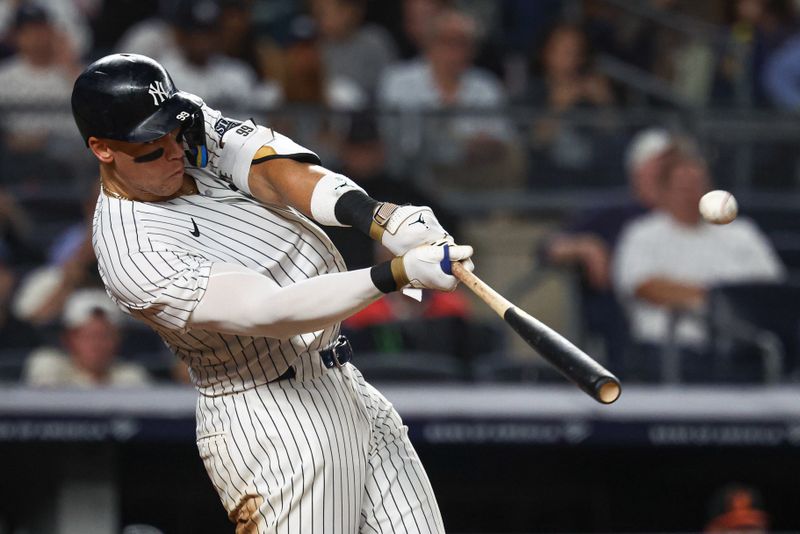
left=247, top=158, right=327, bottom=216
left=248, top=158, right=384, bottom=237
left=634, top=278, right=706, bottom=309
left=189, top=263, right=384, bottom=339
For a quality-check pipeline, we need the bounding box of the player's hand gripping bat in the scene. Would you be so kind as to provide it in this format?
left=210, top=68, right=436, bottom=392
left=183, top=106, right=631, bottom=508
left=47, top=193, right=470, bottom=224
left=451, top=262, right=621, bottom=404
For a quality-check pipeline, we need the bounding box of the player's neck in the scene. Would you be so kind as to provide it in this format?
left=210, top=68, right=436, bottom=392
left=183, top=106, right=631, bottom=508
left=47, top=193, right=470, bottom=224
left=99, top=169, right=198, bottom=202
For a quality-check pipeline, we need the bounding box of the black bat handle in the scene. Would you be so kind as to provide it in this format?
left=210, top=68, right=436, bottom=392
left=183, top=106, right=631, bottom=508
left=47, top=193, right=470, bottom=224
left=504, top=307, right=622, bottom=404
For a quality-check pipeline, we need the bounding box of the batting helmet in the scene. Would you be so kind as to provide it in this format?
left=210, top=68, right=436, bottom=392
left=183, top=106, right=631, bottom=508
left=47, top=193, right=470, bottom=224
left=71, top=53, right=202, bottom=145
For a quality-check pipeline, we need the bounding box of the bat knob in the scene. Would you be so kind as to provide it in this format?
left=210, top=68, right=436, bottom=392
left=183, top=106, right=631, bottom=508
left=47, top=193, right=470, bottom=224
left=595, top=378, right=622, bottom=404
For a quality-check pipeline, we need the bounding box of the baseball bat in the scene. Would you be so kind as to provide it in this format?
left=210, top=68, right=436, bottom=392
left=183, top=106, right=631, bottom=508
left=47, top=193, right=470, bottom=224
left=451, top=262, right=621, bottom=404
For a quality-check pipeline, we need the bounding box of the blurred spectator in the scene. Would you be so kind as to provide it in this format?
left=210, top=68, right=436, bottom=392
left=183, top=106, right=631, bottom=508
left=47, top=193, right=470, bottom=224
left=580, top=0, right=649, bottom=70
left=22, top=288, right=151, bottom=387
left=0, top=3, right=84, bottom=188
left=0, top=186, right=43, bottom=351
left=0, top=0, right=93, bottom=59
left=540, top=128, right=673, bottom=364
left=0, top=243, right=40, bottom=350
left=712, top=0, right=795, bottom=107
left=378, top=7, right=516, bottom=188
left=0, top=186, right=40, bottom=267
left=391, top=0, right=508, bottom=80
left=525, top=22, right=615, bottom=112
left=276, top=15, right=366, bottom=110
left=704, top=483, right=769, bottom=533
left=394, top=0, right=450, bottom=59
left=267, top=15, right=367, bottom=165
left=11, top=184, right=99, bottom=325
left=523, top=21, right=619, bottom=187
left=114, top=0, right=178, bottom=61
left=310, top=0, right=397, bottom=97
left=117, top=0, right=266, bottom=84
left=218, top=0, right=262, bottom=74
left=613, top=149, right=784, bottom=380
left=762, top=18, right=800, bottom=110
left=158, top=0, right=281, bottom=112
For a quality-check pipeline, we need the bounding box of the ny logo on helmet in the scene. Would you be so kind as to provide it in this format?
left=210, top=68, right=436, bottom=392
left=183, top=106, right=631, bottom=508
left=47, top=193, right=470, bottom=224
left=148, top=81, right=169, bottom=106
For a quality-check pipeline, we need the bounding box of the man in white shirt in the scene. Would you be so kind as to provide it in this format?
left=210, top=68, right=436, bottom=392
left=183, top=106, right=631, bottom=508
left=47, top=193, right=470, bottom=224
left=23, top=288, right=151, bottom=388
left=613, top=149, right=784, bottom=380
left=377, top=8, right=514, bottom=182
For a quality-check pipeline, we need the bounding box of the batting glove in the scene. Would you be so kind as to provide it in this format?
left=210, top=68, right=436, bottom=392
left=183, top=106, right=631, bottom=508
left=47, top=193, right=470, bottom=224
left=372, top=204, right=452, bottom=255
left=399, top=244, right=474, bottom=291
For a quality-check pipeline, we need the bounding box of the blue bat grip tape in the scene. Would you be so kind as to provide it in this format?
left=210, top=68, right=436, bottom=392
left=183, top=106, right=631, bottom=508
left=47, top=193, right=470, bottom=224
left=440, top=244, right=452, bottom=275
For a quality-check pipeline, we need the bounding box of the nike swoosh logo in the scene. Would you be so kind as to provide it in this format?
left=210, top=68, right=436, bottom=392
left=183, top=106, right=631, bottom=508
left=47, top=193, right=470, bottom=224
left=190, top=218, right=200, bottom=237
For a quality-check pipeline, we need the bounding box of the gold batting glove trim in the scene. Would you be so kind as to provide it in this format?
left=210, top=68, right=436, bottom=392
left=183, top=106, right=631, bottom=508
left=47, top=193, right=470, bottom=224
left=369, top=220, right=385, bottom=241
left=369, top=202, right=399, bottom=241
left=390, top=257, right=410, bottom=289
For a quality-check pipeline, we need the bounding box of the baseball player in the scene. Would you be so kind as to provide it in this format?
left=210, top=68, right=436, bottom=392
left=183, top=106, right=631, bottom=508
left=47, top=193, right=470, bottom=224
left=71, top=53, right=472, bottom=533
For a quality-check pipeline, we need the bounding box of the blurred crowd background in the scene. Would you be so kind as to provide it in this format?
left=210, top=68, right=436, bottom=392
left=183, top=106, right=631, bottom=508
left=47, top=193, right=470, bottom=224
left=1, top=0, right=799, bottom=389
left=0, top=0, right=799, bottom=532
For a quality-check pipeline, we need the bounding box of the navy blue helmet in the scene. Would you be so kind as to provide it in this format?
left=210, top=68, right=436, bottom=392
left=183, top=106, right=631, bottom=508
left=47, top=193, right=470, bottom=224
left=71, top=53, right=202, bottom=145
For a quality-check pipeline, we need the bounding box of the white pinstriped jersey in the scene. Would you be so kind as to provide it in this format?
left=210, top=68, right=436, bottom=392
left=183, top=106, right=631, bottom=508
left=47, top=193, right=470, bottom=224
left=92, top=104, right=345, bottom=396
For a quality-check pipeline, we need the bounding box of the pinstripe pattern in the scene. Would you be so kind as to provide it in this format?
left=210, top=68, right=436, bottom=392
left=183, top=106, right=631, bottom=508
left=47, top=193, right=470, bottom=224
left=93, top=169, right=343, bottom=396
left=195, top=353, right=445, bottom=533
left=92, top=102, right=444, bottom=532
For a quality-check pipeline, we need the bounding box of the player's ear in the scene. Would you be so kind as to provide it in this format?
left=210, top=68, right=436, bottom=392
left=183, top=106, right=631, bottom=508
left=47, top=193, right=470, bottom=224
left=88, top=137, right=114, bottom=163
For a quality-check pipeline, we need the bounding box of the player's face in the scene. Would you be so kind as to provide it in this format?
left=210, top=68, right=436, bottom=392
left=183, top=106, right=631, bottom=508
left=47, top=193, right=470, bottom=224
left=106, top=127, right=187, bottom=198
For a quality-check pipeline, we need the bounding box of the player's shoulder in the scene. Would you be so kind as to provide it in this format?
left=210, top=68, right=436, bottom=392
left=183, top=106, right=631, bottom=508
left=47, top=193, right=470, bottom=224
left=94, top=193, right=181, bottom=253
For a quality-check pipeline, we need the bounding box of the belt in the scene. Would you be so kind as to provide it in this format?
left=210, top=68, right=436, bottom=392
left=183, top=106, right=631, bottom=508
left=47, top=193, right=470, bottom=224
left=272, top=335, right=353, bottom=382
left=274, top=366, right=296, bottom=381
left=319, top=335, right=353, bottom=369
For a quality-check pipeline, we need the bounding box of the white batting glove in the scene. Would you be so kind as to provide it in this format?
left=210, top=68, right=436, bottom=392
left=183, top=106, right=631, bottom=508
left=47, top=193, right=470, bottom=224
left=401, top=244, right=474, bottom=291
left=378, top=205, right=452, bottom=255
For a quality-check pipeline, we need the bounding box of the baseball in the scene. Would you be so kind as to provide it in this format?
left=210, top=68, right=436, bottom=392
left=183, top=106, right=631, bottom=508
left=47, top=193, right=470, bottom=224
left=699, top=190, right=738, bottom=224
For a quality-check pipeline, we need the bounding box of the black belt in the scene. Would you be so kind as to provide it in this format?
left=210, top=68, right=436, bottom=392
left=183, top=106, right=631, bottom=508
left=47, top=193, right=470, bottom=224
left=274, top=366, right=296, bottom=381
left=273, top=336, right=353, bottom=381
left=319, top=335, right=353, bottom=369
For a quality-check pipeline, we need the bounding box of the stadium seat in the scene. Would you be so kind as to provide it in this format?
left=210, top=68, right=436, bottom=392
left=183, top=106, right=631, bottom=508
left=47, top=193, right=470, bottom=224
left=707, top=282, right=800, bottom=382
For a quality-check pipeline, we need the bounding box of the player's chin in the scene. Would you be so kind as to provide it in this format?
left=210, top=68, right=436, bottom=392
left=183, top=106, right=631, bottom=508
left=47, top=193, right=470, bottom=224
left=167, top=167, right=185, bottom=183
left=155, top=169, right=186, bottom=196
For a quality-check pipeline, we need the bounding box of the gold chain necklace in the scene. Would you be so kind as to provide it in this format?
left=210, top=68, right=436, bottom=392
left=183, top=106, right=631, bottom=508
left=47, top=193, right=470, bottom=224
left=99, top=177, right=198, bottom=201
left=99, top=181, right=132, bottom=201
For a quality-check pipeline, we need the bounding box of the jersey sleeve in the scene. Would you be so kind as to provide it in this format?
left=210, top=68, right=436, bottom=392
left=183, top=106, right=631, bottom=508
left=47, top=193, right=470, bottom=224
left=193, top=102, right=321, bottom=183
left=100, top=249, right=212, bottom=331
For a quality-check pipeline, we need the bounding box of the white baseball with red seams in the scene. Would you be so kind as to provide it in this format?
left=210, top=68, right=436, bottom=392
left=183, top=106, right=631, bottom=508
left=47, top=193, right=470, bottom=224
left=699, top=190, right=738, bottom=224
